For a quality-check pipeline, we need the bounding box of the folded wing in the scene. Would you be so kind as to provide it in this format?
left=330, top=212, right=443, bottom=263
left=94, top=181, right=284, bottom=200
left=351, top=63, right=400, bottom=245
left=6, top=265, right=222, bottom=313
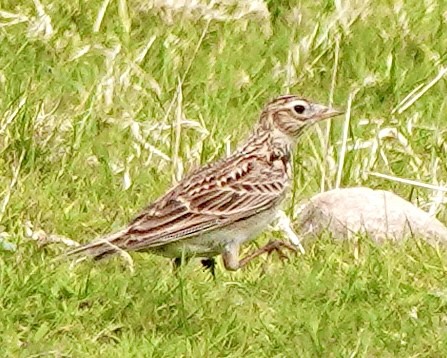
left=65, top=153, right=288, bottom=258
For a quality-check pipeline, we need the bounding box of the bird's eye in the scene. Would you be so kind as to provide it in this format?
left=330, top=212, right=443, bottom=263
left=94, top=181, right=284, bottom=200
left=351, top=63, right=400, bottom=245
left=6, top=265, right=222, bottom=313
left=293, top=105, right=306, bottom=114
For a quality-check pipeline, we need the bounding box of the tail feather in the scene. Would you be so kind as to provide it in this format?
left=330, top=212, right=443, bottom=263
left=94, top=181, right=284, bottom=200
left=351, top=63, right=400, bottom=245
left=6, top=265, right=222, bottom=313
left=63, top=228, right=130, bottom=260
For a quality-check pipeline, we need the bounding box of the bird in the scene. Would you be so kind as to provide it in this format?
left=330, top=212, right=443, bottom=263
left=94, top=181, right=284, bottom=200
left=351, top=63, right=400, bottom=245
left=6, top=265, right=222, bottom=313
left=64, top=95, right=342, bottom=274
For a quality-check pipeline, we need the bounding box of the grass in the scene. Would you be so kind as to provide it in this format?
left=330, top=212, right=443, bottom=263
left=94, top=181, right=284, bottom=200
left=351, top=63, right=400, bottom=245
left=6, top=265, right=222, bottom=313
left=1, top=0, right=447, bottom=356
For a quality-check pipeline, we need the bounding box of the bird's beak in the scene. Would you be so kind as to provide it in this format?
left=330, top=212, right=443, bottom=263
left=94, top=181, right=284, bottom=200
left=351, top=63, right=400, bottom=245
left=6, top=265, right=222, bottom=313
left=313, top=104, right=344, bottom=121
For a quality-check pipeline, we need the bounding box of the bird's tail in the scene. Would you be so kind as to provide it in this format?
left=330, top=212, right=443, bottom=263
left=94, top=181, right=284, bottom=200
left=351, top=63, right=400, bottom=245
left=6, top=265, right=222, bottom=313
left=62, top=228, right=130, bottom=261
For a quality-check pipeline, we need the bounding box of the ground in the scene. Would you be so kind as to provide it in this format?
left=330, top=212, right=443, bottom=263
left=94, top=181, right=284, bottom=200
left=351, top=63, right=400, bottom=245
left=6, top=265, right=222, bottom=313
left=1, top=0, right=447, bottom=356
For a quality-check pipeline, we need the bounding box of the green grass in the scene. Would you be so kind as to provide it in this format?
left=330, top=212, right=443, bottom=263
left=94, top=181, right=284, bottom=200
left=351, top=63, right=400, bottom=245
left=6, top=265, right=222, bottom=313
left=1, top=0, right=447, bottom=356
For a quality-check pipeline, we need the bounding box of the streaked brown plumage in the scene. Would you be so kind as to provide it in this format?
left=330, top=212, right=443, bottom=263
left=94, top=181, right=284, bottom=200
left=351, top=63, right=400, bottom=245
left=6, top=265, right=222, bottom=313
left=65, top=95, right=342, bottom=272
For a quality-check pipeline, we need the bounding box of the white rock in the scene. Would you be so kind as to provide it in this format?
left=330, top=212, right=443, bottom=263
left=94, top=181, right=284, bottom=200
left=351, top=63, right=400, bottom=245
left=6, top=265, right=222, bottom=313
left=296, top=187, right=447, bottom=244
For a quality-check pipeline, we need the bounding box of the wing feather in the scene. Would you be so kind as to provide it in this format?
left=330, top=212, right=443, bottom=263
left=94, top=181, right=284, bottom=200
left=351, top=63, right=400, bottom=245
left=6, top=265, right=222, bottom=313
left=66, top=153, right=289, bottom=259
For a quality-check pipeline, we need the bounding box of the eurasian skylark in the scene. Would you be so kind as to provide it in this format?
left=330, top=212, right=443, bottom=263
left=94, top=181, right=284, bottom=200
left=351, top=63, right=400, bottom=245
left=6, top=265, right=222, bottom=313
left=66, top=95, right=342, bottom=273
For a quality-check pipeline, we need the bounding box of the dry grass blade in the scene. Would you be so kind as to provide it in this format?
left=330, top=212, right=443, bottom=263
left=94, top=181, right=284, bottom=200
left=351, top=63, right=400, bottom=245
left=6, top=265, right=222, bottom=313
left=172, top=79, right=184, bottom=183
left=335, top=91, right=355, bottom=188
left=393, top=67, right=447, bottom=114
left=0, top=96, right=27, bottom=136
left=0, top=10, right=29, bottom=27
left=320, top=33, right=340, bottom=192
left=368, top=172, right=447, bottom=193
left=0, top=152, right=25, bottom=223
left=93, top=0, right=112, bottom=33
left=118, top=0, right=131, bottom=33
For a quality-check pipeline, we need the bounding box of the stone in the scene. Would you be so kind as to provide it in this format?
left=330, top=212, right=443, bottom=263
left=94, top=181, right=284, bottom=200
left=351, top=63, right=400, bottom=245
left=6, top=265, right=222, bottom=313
left=296, top=187, right=447, bottom=244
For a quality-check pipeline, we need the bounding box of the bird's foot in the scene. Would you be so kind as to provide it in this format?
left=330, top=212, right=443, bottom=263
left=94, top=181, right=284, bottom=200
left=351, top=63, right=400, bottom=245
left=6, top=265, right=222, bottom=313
left=238, top=240, right=297, bottom=268
left=263, top=240, right=298, bottom=261
left=201, top=258, right=216, bottom=279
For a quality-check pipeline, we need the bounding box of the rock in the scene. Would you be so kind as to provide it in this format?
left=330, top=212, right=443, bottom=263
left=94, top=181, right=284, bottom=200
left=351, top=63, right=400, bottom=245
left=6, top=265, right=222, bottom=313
left=296, top=187, right=447, bottom=244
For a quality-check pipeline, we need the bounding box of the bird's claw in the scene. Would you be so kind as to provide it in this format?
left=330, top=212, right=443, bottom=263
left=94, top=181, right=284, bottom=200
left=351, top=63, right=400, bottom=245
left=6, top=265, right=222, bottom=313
left=265, top=240, right=298, bottom=261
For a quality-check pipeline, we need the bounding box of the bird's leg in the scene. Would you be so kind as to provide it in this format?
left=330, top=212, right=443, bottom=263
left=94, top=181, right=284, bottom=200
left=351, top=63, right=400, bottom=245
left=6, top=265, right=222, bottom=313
left=201, top=258, right=216, bottom=278
left=222, top=241, right=297, bottom=271
left=172, top=256, right=190, bottom=273
left=172, top=257, right=182, bottom=270
left=222, top=244, right=241, bottom=271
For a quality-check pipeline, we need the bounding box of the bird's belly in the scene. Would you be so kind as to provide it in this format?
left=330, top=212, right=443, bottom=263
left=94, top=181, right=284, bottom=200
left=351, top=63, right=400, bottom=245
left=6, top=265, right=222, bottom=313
left=151, top=208, right=278, bottom=258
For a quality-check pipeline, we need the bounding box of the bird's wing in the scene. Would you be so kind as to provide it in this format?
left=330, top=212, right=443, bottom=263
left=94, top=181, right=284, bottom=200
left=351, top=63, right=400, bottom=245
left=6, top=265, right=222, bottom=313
left=65, top=153, right=289, bottom=258
left=119, top=153, right=289, bottom=250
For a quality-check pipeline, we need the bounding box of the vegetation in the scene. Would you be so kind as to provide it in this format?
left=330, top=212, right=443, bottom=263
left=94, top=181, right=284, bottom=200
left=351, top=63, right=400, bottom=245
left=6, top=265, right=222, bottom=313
left=1, top=0, right=447, bottom=356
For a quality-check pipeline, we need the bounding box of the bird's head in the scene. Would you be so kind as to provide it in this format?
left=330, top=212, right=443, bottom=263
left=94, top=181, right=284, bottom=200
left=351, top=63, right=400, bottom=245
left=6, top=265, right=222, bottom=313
left=259, top=95, right=343, bottom=142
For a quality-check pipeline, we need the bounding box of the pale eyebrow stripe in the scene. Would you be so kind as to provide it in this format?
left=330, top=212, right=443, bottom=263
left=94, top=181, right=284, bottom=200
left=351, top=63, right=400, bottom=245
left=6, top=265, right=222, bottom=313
left=284, top=100, right=309, bottom=109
